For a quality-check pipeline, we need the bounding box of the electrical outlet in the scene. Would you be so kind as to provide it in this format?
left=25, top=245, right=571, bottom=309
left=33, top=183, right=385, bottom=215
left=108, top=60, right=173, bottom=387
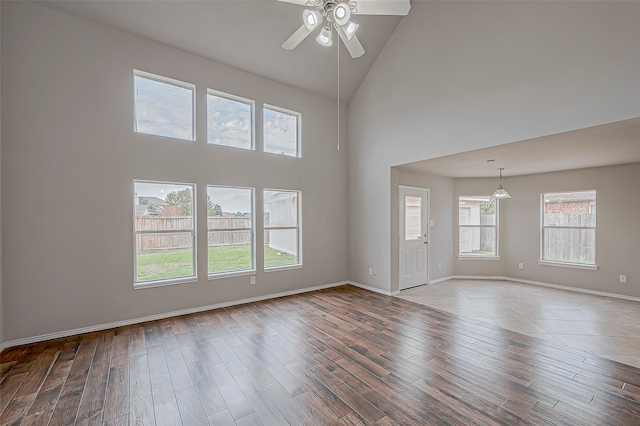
left=374, top=269, right=379, bottom=276
left=368, top=268, right=373, bottom=275
left=620, top=275, right=627, bottom=283
left=250, top=276, right=256, bottom=285
left=438, top=262, right=442, bottom=269
left=518, top=263, right=524, bottom=270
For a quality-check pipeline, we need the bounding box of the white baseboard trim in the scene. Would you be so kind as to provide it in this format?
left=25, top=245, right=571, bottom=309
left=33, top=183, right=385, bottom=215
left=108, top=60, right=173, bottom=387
left=508, top=277, right=640, bottom=303
left=1, top=281, right=349, bottom=351
left=449, top=275, right=640, bottom=303
left=349, top=281, right=394, bottom=296
left=451, top=275, right=508, bottom=281
left=429, top=276, right=455, bottom=285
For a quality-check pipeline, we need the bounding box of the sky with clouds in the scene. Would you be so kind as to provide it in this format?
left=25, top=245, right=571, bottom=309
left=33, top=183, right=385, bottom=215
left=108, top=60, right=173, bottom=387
left=135, top=74, right=298, bottom=156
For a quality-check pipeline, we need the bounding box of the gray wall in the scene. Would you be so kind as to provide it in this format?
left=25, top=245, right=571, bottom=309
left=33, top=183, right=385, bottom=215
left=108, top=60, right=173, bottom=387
left=2, top=2, right=348, bottom=342
left=498, top=164, right=640, bottom=298
left=391, top=169, right=454, bottom=292
left=0, top=2, right=3, bottom=348
left=349, top=1, right=640, bottom=292
left=398, top=163, right=640, bottom=299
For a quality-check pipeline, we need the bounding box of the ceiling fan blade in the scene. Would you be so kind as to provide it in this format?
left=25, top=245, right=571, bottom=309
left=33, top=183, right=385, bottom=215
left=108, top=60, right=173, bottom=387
left=276, top=0, right=311, bottom=6
left=337, top=26, right=365, bottom=58
left=282, top=25, right=313, bottom=50
left=352, top=0, right=411, bottom=16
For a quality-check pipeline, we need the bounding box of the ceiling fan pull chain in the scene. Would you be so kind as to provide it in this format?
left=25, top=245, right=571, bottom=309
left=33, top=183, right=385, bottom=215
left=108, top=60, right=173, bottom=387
left=337, top=34, right=340, bottom=150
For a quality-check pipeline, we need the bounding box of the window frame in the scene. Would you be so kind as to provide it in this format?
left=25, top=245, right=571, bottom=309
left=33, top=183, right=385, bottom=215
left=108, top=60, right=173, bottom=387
left=539, top=190, right=598, bottom=270
left=207, top=89, right=255, bottom=150
left=133, top=70, right=196, bottom=141
left=133, top=180, right=197, bottom=289
left=458, top=195, right=500, bottom=260
left=207, top=185, right=256, bottom=279
left=263, top=104, right=302, bottom=158
left=263, top=188, right=302, bottom=270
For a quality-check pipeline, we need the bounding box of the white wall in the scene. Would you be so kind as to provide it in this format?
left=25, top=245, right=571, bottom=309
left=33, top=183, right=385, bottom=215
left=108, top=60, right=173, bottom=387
left=349, top=1, right=640, bottom=292
left=2, top=2, right=348, bottom=342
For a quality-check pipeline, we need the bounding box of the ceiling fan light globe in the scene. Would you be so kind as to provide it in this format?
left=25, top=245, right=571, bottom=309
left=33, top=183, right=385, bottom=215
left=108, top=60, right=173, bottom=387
left=303, top=9, right=321, bottom=30
left=316, top=26, right=333, bottom=46
left=344, top=21, right=359, bottom=39
left=333, top=3, right=351, bottom=26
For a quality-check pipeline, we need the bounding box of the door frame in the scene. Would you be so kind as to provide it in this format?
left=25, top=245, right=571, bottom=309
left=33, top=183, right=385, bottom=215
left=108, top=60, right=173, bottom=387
left=399, top=185, right=430, bottom=290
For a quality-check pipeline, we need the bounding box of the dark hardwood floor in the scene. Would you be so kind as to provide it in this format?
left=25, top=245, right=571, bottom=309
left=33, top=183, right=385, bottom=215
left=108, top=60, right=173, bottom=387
left=2, top=284, right=640, bottom=425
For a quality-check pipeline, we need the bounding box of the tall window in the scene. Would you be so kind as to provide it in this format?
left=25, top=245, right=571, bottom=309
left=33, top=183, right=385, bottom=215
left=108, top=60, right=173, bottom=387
left=459, top=196, right=498, bottom=258
left=405, top=196, right=422, bottom=240
left=134, top=181, right=196, bottom=287
left=207, top=90, right=254, bottom=150
left=264, top=190, right=301, bottom=268
left=263, top=105, right=300, bottom=157
left=542, top=190, right=596, bottom=266
left=207, top=186, right=255, bottom=276
left=134, top=70, right=195, bottom=140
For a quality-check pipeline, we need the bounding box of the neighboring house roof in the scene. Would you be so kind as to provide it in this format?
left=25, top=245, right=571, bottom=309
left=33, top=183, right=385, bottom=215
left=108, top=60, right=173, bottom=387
left=544, top=192, right=595, bottom=203
left=135, top=205, right=162, bottom=216
left=264, top=191, right=295, bottom=203
left=139, top=196, right=167, bottom=207
left=135, top=205, right=149, bottom=215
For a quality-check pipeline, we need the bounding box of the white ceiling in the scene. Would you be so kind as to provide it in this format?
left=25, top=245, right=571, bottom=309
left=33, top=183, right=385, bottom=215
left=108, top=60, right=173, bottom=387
left=398, top=118, right=640, bottom=178
left=41, top=0, right=404, bottom=103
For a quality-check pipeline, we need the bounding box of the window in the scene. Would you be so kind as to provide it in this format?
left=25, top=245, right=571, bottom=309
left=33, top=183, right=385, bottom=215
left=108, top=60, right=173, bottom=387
left=134, top=70, right=195, bottom=140
left=207, top=90, right=254, bottom=150
left=541, top=190, right=596, bottom=266
left=263, top=105, right=300, bottom=157
left=207, top=186, right=254, bottom=276
left=134, top=181, right=196, bottom=287
left=459, top=196, right=498, bottom=258
left=264, top=189, right=301, bottom=268
left=404, top=196, right=422, bottom=240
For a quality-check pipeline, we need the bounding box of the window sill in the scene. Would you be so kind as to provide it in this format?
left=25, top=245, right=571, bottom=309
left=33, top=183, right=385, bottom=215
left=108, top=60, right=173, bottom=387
left=458, top=256, right=500, bottom=261
left=538, top=260, right=598, bottom=271
left=265, top=264, right=302, bottom=272
left=134, top=276, right=198, bottom=290
left=208, top=270, right=256, bottom=280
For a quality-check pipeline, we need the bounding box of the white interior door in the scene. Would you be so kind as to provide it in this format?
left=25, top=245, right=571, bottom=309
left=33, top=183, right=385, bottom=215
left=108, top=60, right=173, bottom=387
left=399, top=186, right=429, bottom=290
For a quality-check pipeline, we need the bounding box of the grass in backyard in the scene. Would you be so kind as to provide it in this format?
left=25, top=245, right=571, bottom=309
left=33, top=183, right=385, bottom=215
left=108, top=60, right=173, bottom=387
left=136, top=245, right=297, bottom=282
left=136, top=248, right=193, bottom=282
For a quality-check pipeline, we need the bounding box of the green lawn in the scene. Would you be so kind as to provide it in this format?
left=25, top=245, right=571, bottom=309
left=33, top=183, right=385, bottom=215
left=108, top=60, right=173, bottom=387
left=136, top=245, right=297, bottom=282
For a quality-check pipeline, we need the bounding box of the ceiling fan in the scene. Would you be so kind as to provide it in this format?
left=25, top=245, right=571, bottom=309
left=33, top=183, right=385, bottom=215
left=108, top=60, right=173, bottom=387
left=279, top=0, right=411, bottom=58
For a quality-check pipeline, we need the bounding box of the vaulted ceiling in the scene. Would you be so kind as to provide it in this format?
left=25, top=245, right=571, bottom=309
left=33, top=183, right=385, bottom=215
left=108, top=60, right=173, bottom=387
left=42, top=0, right=403, bottom=103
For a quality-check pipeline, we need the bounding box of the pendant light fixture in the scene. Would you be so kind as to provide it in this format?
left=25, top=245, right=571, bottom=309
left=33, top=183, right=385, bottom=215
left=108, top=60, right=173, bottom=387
left=492, top=168, right=511, bottom=199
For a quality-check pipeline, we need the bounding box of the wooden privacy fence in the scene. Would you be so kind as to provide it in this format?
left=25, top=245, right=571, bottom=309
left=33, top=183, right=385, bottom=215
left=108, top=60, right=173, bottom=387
left=480, top=214, right=496, bottom=253
left=135, top=216, right=254, bottom=253
left=543, top=213, right=596, bottom=262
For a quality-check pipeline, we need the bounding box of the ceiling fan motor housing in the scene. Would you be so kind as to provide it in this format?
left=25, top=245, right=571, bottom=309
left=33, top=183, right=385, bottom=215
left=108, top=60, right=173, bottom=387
left=280, top=0, right=409, bottom=58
